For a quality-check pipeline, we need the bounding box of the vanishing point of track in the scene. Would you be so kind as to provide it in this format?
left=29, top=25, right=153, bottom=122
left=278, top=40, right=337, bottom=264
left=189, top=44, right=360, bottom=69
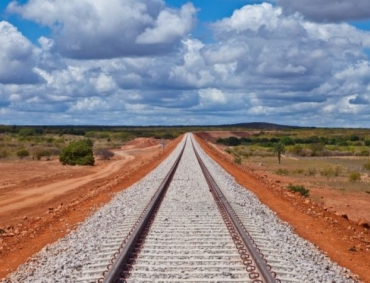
left=77, top=133, right=298, bottom=283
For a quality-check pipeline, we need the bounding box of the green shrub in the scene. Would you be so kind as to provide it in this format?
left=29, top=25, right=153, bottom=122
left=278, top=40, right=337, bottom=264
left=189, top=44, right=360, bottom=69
left=228, top=137, right=241, bottom=146
left=292, top=168, right=304, bottom=174
left=16, top=148, right=30, bottom=159
left=234, top=156, right=242, bottom=164
left=348, top=172, right=361, bottom=182
left=18, top=128, right=36, bottom=137
left=290, top=145, right=303, bottom=155
left=287, top=184, right=309, bottom=197
left=305, top=168, right=317, bottom=176
left=0, top=149, right=8, bottom=159
left=59, top=139, right=94, bottom=166
left=363, top=161, right=370, bottom=172
left=33, top=148, right=52, bottom=160
left=320, top=167, right=336, bottom=178
left=275, top=168, right=289, bottom=175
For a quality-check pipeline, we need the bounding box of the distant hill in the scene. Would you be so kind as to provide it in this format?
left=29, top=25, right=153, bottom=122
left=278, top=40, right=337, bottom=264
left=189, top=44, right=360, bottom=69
left=219, top=122, right=312, bottom=130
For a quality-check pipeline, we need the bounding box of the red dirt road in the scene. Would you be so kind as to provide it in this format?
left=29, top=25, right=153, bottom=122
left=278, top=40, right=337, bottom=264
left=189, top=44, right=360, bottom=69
left=0, top=137, right=181, bottom=279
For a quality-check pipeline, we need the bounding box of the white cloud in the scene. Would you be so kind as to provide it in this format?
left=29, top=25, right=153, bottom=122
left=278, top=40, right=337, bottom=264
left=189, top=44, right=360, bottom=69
left=91, top=73, right=116, bottom=94
left=199, top=88, right=226, bottom=104
left=213, top=3, right=283, bottom=33
left=0, top=21, right=41, bottom=84
left=136, top=3, right=195, bottom=44
left=8, top=0, right=196, bottom=59
left=1, top=2, right=370, bottom=127
left=68, top=97, right=109, bottom=112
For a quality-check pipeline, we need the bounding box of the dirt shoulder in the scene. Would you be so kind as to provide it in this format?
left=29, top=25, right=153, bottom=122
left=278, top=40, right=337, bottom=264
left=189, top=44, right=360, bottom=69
left=0, top=137, right=182, bottom=279
left=195, top=134, right=370, bottom=283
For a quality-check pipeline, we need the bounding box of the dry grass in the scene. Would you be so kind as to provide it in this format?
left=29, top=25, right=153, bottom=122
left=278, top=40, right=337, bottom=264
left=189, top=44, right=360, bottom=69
left=242, top=154, right=370, bottom=193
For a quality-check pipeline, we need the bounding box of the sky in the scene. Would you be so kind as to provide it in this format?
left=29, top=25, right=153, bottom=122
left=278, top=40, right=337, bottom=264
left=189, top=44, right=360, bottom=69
left=1, top=1, right=370, bottom=127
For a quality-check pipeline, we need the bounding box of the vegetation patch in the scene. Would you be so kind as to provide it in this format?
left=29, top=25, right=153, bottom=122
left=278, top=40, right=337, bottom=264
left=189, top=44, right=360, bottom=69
left=287, top=184, right=310, bottom=197
left=234, top=156, right=242, bottom=164
left=275, top=168, right=289, bottom=176
left=16, top=148, right=30, bottom=159
left=348, top=172, right=361, bottom=182
left=363, top=161, right=370, bottom=172
left=59, top=139, right=95, bottom=166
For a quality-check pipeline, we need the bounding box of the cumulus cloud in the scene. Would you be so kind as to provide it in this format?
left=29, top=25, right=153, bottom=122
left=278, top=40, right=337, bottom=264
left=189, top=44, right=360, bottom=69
left=276, top=0, right=370, bottom=22
left=136, top=3, right=195, bottom=44
left=194, top=88, right=249, bottom=112
left=2, top=2, right=370, bottom=127
left=209, top=3, right=370, bottom=92
left=7, top=0, right=196, bottom=59
left=0, top=21, right=41, bottom=84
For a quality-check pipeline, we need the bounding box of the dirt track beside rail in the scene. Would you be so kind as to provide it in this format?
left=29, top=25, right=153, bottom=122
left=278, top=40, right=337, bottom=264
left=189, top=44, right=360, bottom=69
left=0, top=137, right=182, bottom=279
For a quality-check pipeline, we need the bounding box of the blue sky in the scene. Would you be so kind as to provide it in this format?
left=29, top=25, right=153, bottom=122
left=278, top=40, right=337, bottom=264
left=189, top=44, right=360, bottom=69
left=1, top=0, right=370, bottom=127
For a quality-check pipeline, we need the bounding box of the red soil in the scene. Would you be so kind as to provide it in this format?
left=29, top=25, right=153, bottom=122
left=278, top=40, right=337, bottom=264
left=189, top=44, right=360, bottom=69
left=195, top=134, right=370, bottom=283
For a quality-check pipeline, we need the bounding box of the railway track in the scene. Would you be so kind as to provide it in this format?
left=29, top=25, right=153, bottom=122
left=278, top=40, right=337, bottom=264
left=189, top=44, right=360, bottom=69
left=77, top=133, right=299, bottom=283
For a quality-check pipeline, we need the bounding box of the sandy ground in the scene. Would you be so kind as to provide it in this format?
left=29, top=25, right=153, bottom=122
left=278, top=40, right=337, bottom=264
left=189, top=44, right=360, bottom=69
left=0, top=137, right=179, bottom=279
left=195, top=134, right=370, bottom=283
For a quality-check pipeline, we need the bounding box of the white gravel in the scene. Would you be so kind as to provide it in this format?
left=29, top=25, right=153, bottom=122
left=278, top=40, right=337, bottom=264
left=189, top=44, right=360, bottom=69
left=1, top=134, right=361, bottom=283
left=1, top=137, right=186, bottom=283
left=192, top=136, right=361, bottom=283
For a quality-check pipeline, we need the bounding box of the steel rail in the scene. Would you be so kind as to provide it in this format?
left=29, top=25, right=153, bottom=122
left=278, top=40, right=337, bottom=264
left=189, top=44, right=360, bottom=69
left=101, top=138, right=187, bottom=283
left=191, top=139, right=278, bottom=283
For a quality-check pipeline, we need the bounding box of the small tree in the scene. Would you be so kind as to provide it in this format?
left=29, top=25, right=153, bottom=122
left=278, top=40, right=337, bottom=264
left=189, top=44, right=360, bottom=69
left=59, top=139, right=94, bottom=166
left=16, top=148, right=30, bottom=159
left=273, top=142, right=285, bottom=164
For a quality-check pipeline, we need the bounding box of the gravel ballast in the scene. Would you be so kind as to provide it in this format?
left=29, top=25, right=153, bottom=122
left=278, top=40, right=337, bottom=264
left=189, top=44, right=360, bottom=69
left=1, top=134, right=361, bottom=283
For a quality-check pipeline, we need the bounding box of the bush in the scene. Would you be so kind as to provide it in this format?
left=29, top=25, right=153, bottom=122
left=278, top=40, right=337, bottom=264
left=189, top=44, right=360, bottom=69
left=358, top=150, right=370, bottom=156
left=305, top=168, right=317, bottom=176
left=334, top=166, right=343, bottom=177
left=94, top=148, right=114, bottom=160
left=18, top=128, right=36, bottom=137
left=234, top=156, right=242, bottom=164
left=276, top=168, right=289, bottom=175
left=228, top=137, right=241, bottom=146
left=33, top=148, right=52, bottom=160
left=364, top=161, right=370, bottom=172
left=16, top=148, right=30, bottom=159
left=348, top=172, right=361, bottom=182
left=292, top=168, right=304, bottom=174
left=320, top=167, right=333, bottom=177
left=59, top=139, right=94, bottom=166
left=0, top=149, right=8, bottom=159
left=290, top=145, right=303, bottom=155
left=287, top=184, right=309, bottom=197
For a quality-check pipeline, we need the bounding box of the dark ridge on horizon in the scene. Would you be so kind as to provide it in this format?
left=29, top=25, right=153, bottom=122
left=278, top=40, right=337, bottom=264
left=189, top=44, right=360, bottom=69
left=220, top=122, right=314, bottom=130
left=0, top=122, right=311, bottom=129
